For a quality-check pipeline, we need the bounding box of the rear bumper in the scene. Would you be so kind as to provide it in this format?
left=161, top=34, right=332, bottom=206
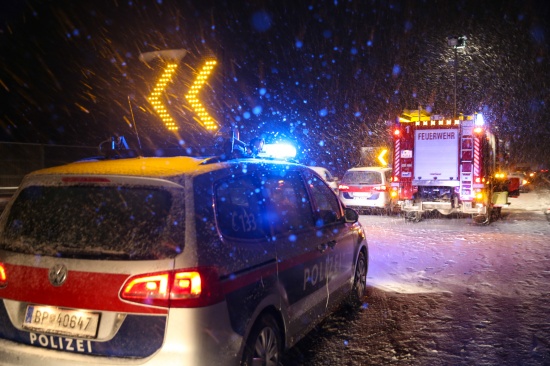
left=399, top=200, right=487, bottom=215
left=339, top=193, right=389, bottom=209
left=0, top=302, right=243, bottom=366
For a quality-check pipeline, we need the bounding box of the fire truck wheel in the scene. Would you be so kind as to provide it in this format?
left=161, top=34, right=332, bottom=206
left=473, top=210, right=492, bottom=225
left=405, top=211, right=422, bottom=222
left=491, top=207, right=502, bottom=220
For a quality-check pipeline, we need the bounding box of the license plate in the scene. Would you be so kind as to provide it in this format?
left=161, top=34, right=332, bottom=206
left=23, top=305, right=100, bottom=338
left=354, top=192, right=372, bottom=198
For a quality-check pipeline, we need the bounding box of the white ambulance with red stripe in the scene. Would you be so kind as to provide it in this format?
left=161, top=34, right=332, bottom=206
left=390, top=109, right=513, bottom=224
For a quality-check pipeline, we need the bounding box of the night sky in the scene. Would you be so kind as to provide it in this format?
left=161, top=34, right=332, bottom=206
left=1, top=0, right=549, bottom=171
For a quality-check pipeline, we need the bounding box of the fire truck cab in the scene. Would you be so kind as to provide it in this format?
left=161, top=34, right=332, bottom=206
left=390, top=109, right=512, bottom=224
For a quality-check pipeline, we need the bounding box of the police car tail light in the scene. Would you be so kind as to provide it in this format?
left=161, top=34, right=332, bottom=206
left=374, top=185, right=387, bottom=191
left=170, top=271, right=202, bottom=297
left=120, top=268, right=224, bottom=308
left=0, top=262, right=7, bottom=288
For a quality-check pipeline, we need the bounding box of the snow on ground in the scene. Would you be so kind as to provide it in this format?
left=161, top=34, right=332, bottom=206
left=367, top=188, right=550, bottom=294
left=3, top=185, right=550, bottom=365
left=285, top=188, right=550, bottom=366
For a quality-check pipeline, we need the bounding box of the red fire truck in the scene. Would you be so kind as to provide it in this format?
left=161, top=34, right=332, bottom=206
left=390, top=109, right=516, bottom=224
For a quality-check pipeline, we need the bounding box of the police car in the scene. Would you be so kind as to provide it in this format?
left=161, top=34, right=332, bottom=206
left=0, top=140, right=369, bottom=366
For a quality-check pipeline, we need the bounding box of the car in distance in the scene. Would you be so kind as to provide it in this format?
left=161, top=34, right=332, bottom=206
left=338, top=166, right=393, bottom=214
left=0, top=150, right=369, bottom=366
left=308, top=166, right=339, bottom=193
left=507, top=171, right=533, bottom=193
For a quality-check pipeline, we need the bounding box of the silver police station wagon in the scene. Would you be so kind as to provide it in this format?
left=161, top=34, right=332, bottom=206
left=0, top=144, right=369, bottom=366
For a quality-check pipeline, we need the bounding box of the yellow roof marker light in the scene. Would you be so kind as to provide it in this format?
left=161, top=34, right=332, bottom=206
left=185, top=59, right=219, bottom=131
left=148, top=63, right=179, bottom=131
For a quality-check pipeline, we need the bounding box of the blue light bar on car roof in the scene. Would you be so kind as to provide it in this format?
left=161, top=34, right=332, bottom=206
left=257, top=143, right=297, bottom=160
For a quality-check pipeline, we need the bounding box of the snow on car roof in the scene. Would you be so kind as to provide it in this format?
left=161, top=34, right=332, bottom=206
left=28, top=156, right=216, bottom=178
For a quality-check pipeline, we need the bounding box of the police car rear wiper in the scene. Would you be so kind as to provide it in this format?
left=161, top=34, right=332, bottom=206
left=54, top=247, right=130, bottom=259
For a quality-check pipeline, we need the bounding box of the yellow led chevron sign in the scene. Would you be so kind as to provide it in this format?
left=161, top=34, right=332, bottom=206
left=148, top=63, right=179, bottom=131
left=185, top=59, right=218, bottom=131
left=378, top=148, right=388, bottom=166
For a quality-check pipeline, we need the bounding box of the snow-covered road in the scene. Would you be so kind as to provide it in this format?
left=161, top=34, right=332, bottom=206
left=284, top=189, right=550, bottom=365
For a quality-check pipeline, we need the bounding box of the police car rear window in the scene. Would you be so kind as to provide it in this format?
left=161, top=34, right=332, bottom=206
left=342, top=171, right=382, bottom=185
left=0, top=185, right=180, bottom=260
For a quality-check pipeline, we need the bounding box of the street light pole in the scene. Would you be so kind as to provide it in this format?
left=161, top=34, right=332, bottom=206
left=454, top=45, right=458, bottom=118
left=447, top=36, right=467, bottom=119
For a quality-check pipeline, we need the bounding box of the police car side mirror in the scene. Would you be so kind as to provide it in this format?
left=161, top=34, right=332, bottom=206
left=344, top=207, right=359, bottom=223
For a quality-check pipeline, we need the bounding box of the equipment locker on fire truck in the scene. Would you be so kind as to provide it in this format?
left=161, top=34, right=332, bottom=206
left=390, top=109, right=513, bottom=224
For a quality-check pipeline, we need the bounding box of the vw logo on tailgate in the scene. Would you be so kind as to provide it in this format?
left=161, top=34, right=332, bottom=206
left=48, top=264, right=68, bottom=287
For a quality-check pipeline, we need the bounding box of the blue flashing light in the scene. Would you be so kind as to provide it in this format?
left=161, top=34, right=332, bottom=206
left=258, top=143, right=297, bottom=160
left=475, top=113, right=485, bottom=126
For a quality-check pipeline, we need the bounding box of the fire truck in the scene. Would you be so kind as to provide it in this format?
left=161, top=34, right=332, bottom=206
left=390, top=109, right=516, bottom=224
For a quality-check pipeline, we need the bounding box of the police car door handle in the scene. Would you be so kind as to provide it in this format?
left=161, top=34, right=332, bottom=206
left=318, top=240, right=336, bottom=253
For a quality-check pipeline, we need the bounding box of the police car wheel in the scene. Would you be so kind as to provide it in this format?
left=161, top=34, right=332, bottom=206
left=241, top=313, right=282, bottom=366
left=348, top=250, right=368, bottom=306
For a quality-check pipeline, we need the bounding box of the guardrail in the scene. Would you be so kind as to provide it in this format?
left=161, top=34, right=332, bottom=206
left=0, top=142, right=97, bottom=192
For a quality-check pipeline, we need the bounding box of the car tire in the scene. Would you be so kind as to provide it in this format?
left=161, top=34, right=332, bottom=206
left=348, top=250, right=368, bottom=306
left=241, top=313, right=282, bottom=366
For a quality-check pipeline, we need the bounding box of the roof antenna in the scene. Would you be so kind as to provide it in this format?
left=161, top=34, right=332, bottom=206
left=128, top=95, right=142, bottom=151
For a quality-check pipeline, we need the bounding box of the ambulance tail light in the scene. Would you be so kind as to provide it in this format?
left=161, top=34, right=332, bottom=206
left=120, top=268, right=224, bottom=308
left=0, top=263, right=7, bottom=288
left=393, top=128, right=401, bottom=137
